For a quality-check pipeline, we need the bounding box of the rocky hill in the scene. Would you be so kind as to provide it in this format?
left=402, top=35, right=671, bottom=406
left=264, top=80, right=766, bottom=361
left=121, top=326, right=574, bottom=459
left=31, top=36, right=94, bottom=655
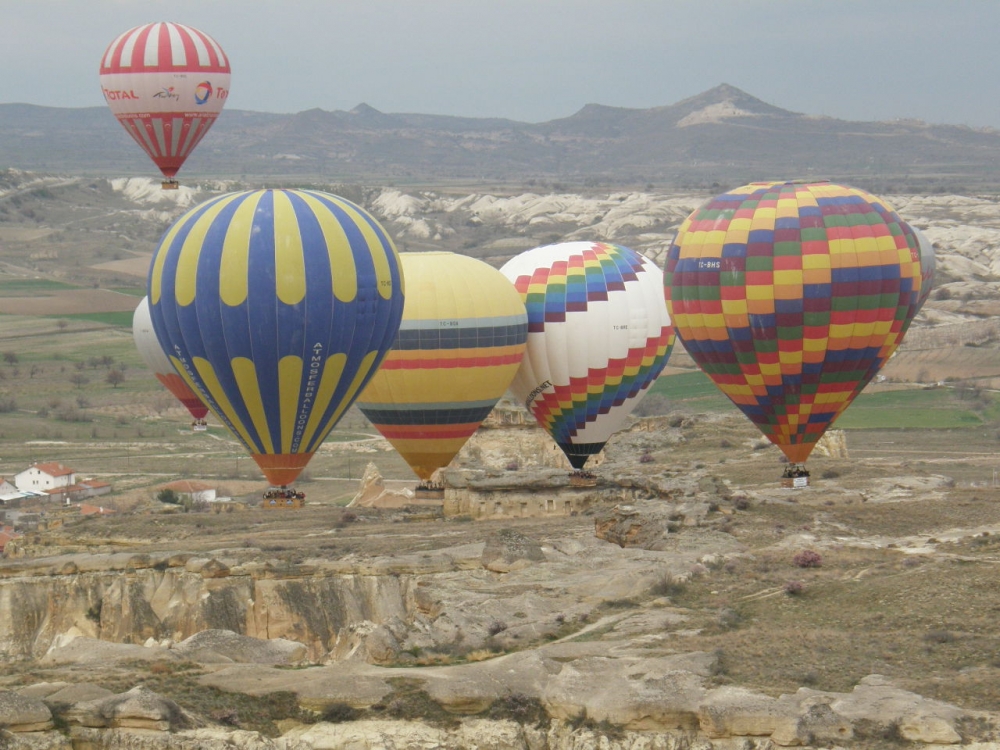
left=4, top=84, right=1000, bottom=189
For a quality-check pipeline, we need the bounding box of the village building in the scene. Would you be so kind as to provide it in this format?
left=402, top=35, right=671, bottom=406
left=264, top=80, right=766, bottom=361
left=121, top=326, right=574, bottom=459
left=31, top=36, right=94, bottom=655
left=14, top=462, right=76, bottom=493
left=46, top=479, right=113, bottom=505
left=0, top=525, right=22, bottom=556
left=160, top=480, right=218, bottom=504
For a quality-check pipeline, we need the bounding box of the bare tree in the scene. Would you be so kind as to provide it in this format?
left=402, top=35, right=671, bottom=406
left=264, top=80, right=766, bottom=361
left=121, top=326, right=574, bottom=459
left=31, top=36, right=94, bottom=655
left=106, top=369, right=126, bottom=388
left=2, top=351, right=17, bottom=365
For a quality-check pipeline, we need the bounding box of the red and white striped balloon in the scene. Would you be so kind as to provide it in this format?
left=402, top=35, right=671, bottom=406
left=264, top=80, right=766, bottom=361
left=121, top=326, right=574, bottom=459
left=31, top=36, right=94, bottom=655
left=99, top=22, right=231, bottom=182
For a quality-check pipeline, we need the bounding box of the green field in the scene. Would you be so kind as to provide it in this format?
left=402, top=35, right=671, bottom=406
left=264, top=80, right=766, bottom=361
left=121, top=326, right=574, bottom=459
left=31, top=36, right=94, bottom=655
left=648, top=369, right=731, bottom=410
left=836, top=387, right=988, bottom=429
left=655, top=369, right=993, bottom=430
left=0, top=279, right=79, bottom=293
left=47, top=311, right=136, bottom=327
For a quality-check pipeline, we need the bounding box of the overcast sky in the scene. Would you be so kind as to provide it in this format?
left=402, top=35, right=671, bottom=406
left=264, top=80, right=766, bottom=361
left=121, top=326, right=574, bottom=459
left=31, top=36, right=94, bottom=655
left=3, top=0, right=997, bottom=128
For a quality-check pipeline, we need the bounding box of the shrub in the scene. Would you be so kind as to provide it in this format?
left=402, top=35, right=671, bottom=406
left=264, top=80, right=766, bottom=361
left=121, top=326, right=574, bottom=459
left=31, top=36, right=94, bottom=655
left=784, top=580, right=805, bottom=596
left=320, top=703, right=359, bottom=723
left=487, top=619, right=508, bottom=636
left=792, top=550, right=822, bottom=568
left=157, top=488, right=180, bottom=505
left=487, top=693, right=549, bottom=728
left=924, top=629, right=956, bottom=644
left=210, top=708, right=240, bottom=726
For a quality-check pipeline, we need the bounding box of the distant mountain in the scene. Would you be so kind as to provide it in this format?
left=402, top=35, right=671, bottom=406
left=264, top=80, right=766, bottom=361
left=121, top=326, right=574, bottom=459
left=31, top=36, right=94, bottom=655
left=3, top=84, right=1000, bottom=190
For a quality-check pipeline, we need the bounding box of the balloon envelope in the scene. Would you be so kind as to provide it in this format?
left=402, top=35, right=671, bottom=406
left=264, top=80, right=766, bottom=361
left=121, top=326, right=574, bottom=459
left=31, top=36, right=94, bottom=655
left=500, top=241, right=674, bottom=469
left=665, top=180, right=921, bottom=464
left=357, top=252, right=528, bottom=481
left=133, top=296, right=209, bottom=420
left=148, top=189, right=405, bottom=486
left=99, top=22, right=230, bottom=180
left=911, top=226, right=936, bottom=314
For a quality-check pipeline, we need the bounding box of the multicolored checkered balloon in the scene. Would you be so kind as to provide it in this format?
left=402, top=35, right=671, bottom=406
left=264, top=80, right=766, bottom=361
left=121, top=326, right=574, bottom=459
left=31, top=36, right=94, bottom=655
left=665, top=181, right=921, bottom=464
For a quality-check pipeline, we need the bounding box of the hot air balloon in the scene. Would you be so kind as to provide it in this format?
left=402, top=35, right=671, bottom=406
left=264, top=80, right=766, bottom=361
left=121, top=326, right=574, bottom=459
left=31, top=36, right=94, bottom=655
left=133, top=296, right=210, bottom=430
left=147, top=189, right=405, bottom=492
left=356, top=252, right=528, bottom=490
left=99, top=22, right=231, bottom=188
left=911, top=226, right=936, bottom=314
left=500, top=241, right=674, bottom=476
left=665, top=180, right=921, bottom=474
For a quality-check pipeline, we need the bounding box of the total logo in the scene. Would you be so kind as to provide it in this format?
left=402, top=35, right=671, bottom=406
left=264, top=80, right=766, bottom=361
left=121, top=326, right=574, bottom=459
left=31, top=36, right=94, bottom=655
left=195, top=81, right=229, bottom=105
left=102, top=88, right=139, bottom=101
left=194, top=81, right=212, bottom=105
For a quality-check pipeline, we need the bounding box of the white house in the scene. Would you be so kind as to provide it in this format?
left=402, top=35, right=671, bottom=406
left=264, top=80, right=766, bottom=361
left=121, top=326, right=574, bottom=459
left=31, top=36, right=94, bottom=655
left=161, top=480, right=218, bottom=504
left=14, top=462, right=77, bottom=492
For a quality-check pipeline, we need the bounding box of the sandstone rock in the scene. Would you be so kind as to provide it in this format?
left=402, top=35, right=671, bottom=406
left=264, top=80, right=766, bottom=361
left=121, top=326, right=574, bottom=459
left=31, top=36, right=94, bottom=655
left=283, top=719, right=449, bottom=749
left=594, top=503, right=682, bottom=547
left=481, top=529, right=545, bottom=573
left=17, top=682, right=114, bottom=708
left=181, top=556, right=230, bottom=577
left=0, top=690, right=53, bottom=732
left=770, top=698, right=854, bottom=746
left=813, top=429, right=848, bottom=459
left=66, top=686, right=194, bottom=731
left=541, top=654, right=707, bottom=730
left=41, top=637, right=174, bottom=666
left=15, top=683, right=70, bottom=701
left=698, top=685, right=792, bottom=738
left=829, top=674, right=964, bottom=744
left=68, top=726, right=280, bottom=749
left=173, top=629, right=307, bottom=665
left=348, top=463, right=416, bottom=509
left=0, top=729, right=70, bottom=749
left=42, top=683, right=115, bottom=706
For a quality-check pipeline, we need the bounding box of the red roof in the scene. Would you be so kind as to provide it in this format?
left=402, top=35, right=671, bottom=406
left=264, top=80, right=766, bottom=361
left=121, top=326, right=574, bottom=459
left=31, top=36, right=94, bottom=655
left=0, top=527, right=21, bottom=550
left=31, top=462, right=75, bottom=477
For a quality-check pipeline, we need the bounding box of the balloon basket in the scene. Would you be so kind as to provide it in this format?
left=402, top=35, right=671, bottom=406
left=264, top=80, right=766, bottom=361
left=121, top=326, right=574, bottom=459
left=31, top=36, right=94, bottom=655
left=161, top=180, right=180, bottom=190
left=415, top=481, right=445, bottom=500
left=569, top=470, right=598, bottom=488
left=262, top=487, right=305, bottom=509
left=780, top=466, right=810, bottom=489
left=191, top=420, right=208, bottom=432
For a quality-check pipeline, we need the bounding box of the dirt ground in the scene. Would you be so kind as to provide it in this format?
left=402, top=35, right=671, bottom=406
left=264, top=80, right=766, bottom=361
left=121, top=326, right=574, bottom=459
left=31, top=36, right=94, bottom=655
left=0, top=288, right=142, bottom=315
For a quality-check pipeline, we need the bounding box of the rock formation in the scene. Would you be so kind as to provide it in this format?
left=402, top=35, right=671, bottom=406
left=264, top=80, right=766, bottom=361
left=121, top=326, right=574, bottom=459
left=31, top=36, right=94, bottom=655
left=347, top=462, right=416, bottom=508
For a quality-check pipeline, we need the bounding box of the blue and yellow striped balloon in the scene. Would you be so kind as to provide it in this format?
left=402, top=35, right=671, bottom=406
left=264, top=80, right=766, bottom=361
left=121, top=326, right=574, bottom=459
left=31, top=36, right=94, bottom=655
left=148, top=189, right=405, bottom=486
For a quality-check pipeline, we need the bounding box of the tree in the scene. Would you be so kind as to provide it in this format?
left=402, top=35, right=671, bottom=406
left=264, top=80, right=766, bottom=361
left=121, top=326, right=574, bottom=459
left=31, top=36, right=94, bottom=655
left=106, top=369, right=126, bottom=388
left=157, top=488, right=180, bottom=505
left=2, top=351, right=17, bottom=365
left=69, top=373, right=90, bottom=389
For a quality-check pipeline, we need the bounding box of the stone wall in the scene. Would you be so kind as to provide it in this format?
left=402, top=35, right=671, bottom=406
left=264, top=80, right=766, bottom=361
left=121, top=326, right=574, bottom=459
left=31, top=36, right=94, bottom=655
left=442, top=487, right=601, bottom=520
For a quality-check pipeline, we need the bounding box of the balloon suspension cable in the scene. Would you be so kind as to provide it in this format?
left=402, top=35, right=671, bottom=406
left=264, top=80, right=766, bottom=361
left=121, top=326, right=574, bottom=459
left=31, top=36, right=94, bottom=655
left=161, top=179, right=180, bottom=190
